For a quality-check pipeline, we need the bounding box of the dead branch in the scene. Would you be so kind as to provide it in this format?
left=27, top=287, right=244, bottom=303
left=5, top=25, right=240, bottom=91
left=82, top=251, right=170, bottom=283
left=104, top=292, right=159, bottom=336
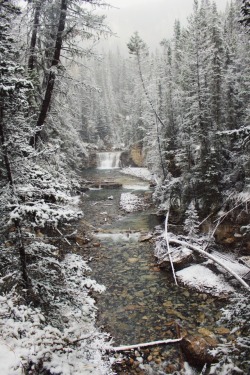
left=164, top=213, right=178, bottom=285
left=111, top=338, right=183, bottom=351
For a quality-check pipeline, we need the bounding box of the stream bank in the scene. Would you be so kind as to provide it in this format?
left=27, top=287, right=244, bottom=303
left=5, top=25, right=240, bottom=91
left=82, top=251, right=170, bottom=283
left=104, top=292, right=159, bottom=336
left=76, top=155, right=249, bottom=374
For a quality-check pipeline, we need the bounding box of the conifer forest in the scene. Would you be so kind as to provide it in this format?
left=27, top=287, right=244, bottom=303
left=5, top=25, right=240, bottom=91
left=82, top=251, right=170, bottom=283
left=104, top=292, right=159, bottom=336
left=0, top=0, right=250, bottom=374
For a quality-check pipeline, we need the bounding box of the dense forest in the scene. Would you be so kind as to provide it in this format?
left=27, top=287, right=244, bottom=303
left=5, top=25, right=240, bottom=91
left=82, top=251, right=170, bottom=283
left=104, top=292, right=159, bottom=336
left=0, top=0, right=249, bottom=374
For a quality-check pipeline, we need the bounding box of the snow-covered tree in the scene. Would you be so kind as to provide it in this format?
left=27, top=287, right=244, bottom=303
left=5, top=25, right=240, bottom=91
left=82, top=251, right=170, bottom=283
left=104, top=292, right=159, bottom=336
left=184, top=201, right=200, bottom=237
left=0, top=2, right=112, bottom=373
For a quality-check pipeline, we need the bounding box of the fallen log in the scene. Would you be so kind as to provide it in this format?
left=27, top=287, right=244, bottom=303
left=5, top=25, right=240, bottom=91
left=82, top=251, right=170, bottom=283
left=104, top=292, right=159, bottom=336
left=168, top=238, right=250, bottom=292
left=164, top=213, right=178, bottom=285
left=111, top=338, right=183, bottom=351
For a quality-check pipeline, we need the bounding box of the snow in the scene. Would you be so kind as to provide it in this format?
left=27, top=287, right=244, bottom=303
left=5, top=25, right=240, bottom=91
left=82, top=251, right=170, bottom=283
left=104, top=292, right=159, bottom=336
left=0, top=254, right=113, bottom=375
left=176, top=264, right=235, bottom=296
left=94, top=232, right=140, bottom=242
left=121, top=167, right=153, bottom=181
left=120, top=192, right=144, bottom=212
left=123, top=183, right=150, bottom=191
left=210, top=251, right=250, bottom=277
left=0, top=344, right=22, bottom=375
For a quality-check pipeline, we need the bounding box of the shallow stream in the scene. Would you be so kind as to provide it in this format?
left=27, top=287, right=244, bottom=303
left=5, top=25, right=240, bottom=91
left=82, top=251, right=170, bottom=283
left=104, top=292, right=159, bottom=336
left=80, top=166, right=225, bottom=348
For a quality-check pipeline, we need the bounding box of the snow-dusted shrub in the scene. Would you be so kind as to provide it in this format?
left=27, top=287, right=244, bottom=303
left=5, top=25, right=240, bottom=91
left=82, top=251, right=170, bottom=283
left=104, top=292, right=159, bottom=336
left=0, top=255, right=113, bottom=375
left=206, top=292, right=250, bottom=374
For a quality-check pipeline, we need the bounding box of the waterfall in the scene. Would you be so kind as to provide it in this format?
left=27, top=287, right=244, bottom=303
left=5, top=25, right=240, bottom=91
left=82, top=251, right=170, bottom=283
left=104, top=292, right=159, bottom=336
left=96, top=151, right=121, bottom=169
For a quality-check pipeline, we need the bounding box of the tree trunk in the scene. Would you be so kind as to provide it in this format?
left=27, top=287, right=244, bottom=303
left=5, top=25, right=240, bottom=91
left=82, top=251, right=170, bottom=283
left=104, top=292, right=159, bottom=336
left=28, top=0, right=42, bottom=71
left=30, top=0, right=68, bottom=147
left=137, top=54, right=167, bottom=179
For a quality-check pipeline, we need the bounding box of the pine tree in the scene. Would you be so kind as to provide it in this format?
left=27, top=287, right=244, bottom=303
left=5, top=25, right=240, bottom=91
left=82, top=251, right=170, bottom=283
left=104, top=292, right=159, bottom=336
left=184, top=201, right=200, bottom=237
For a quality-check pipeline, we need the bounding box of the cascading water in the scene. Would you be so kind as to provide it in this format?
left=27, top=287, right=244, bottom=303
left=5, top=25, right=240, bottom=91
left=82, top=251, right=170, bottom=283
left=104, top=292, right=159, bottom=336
left=96, top=151, right=121, bottom=169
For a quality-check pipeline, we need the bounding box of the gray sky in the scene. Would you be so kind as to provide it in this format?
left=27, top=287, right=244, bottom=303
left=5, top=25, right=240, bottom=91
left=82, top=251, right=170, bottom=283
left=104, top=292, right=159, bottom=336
left=98, top=0, right=229, bottom=54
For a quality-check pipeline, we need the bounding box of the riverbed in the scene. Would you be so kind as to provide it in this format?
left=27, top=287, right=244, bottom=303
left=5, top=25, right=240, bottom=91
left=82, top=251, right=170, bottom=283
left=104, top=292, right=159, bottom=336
left=78, top=161, right=234, bottom=373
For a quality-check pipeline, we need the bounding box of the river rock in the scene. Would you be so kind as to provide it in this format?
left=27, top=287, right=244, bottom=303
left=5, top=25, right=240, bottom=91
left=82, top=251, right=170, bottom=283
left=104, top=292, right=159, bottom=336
left=128, top=257, right=138, bottom=263
left=214, top=327, right=230, bottom=335
left=159, top=247, right=193, bottom=270
left=139, top=233, right=153, bottom=242
left=181, top=334, right=219, bottom=366
left=75, top=236, right=91, bottom=245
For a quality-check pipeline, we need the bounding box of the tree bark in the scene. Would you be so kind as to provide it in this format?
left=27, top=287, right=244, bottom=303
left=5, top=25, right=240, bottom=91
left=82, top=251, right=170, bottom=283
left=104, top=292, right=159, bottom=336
left=30, top=0, right=68, bottom=147
left=28, top=0, right=42, bottom=71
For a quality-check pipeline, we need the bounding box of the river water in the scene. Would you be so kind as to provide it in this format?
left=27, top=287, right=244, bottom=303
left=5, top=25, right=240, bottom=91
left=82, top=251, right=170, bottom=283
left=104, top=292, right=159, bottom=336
left=79, top=157, right=231, bottom=372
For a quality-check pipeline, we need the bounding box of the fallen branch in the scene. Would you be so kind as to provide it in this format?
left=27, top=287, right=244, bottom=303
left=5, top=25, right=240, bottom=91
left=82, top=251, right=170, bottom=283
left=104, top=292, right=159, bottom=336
left=111, top=338, right=183, bottom=351
left=164, top=213, right=178, bottom=285
left=56, top=228, right=71, bottom=245
left=168, top=238, right=250, bottom=292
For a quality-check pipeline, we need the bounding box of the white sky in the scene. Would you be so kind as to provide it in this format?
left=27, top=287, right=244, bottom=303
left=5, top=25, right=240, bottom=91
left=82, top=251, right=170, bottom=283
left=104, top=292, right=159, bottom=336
left=98, top=0, right=230, bottom=54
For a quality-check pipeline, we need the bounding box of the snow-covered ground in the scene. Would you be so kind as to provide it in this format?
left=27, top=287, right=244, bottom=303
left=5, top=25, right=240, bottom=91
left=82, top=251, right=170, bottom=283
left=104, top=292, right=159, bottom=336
left=176, top=264, right=235, bottom=296
left=0, top=254, right=113, bottom=375
left=155, top=233, right=250, bottom=296
left=121, top=167, right=153, bottom=182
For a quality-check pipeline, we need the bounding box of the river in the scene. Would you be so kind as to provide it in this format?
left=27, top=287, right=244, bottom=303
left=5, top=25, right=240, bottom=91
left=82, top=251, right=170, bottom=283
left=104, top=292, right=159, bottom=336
left=79, top=152, right=229, bottom=374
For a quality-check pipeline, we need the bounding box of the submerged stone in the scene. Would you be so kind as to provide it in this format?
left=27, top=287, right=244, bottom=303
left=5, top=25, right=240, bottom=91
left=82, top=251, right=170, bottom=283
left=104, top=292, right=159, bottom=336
left=181, top=334, right=219, bottom=366
left=128, top=257, right=139, bottom=263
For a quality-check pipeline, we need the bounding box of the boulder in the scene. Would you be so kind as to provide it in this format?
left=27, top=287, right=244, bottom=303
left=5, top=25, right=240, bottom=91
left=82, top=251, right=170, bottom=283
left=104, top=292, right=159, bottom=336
left=139, top=234, right=153, bottom=242
left=75, top=236, right=91, bottom=246
left=159, top=247, right=193, bottom=270
left=181, top=334, right=218, bottom=367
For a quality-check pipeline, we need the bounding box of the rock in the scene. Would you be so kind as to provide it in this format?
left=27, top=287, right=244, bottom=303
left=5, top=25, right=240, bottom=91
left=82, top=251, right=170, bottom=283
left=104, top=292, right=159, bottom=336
left=166, top=309, right=189, bottom=320
left=136, top=357, right=143, bottom=364
left=152, top=266, right=161, bottom=272
left=214, top=327, right=230, bottom=335
left=75, top=236, right=91, bottom=245
left=139, top=234, right=153, bottom=242
left=78, top=186, right=90, bottom=193
left=154, top=358, right=162, bottom=364
left=128, top=257, right=138, bottom=263
left=165, top=364, right=178, bottom=373
left=223, top=237, right=236, bottom=244
left=159, top=247, right=193, bottom=270
left=90, top=181, right=122, bottom=189
left=198, top=328, right=216, bottom=339
left=236, top=210, right=249, bottom=225
left=181, top=334, right=219, bottom=366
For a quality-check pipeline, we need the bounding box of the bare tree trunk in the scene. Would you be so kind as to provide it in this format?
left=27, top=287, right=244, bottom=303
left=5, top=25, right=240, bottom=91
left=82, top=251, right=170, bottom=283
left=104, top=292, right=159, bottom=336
left=137, top=54, right=167, bottom=179
left=30, top=0, right=68, bottom=147
left=28, top=0, right=42, bottom=71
